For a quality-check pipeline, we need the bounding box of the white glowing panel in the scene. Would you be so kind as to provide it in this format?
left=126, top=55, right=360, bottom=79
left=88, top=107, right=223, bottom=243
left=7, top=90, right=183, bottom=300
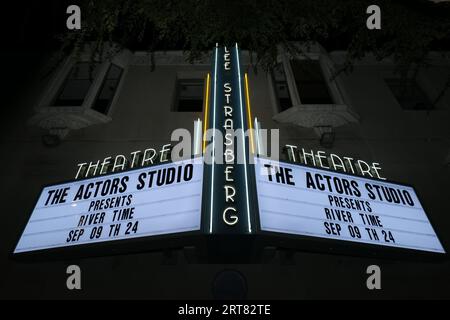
left=255, top=157, right=445, bottom=254
left=15, top=158, right=204, bottom=253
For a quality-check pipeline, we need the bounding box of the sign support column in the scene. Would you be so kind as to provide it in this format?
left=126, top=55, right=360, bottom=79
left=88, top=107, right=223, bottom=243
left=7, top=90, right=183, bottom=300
left=203, top=43, right=255, bottom=236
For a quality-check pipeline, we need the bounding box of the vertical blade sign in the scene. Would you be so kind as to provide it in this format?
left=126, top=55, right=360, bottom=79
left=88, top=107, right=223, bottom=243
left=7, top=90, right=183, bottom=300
left=205, top=44, right=253, bottom=234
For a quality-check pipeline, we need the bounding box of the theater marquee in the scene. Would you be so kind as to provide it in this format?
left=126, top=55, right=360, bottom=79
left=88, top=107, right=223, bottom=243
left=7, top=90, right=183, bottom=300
left=15, top=158, right=203, bottom=254
left=255, top=157, right=445, bottom=254
left=13, top=44, right=446, bottom=259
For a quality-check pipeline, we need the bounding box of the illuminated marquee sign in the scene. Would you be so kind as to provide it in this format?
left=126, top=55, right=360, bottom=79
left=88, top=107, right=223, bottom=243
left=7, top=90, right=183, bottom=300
left=14, top=44, right=445, bottom=259
left=283, top=144, right=386, bottom=180
left=255, top=157, right=445, bottom=254
left=203, top=44, right=253, bottom=234
left=75, top=144, right=174, bottom=179
left=14, top=158, right=203, bottom=254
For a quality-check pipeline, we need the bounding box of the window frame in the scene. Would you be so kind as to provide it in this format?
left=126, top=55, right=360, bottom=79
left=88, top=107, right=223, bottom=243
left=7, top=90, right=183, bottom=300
left=36, top=51, right=128, bottom=122
left=172, top=72, right=207, bottom=113
left=53, top=61, right=107, bottom=107
left=270, top=63, right=294, bottom=113
left=268, top=47, right=347, bottom=113
left=92, top=63, right=125, bottom=116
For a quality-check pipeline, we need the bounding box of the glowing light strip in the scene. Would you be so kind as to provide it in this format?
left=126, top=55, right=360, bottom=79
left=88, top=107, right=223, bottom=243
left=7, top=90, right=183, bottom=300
left=235, top=43, right=252, bottom=233
left=195, top=118, right=201, bottom=155
left=202, top=73, right=211, bottom=153
left=255, top=117, right=262, bottom=155
left=209, top=45, right=219, bottom=234
left=244, top=73, right=255, bottom=154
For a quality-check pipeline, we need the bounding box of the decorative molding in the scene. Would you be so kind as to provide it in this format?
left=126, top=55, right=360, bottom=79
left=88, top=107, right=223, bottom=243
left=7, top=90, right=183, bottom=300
left=29, top=107, right=112, bottom=139
left=330, top=51, right=450, bottom=67
left=273, top=104, right=360, bottom=128
left=30, top=49, right=129, bottom=140
left=269, top=43, right=360, bottom=129
left=131, top=51, right=211, bottom=66
left=131, top=50, right=254, bottom=66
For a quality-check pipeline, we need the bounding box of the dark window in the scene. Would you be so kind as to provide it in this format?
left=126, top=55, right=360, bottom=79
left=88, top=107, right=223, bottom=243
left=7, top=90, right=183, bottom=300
left=53, top=62, right=100, bottom=106
left=291, top=59, right=333, bottom=104
left=92, top=64, right=123, bottom=115
left=174, top=79, right=204, bottom=112
left=385, top=79, right=432, bottom=110
left=272, top=63, right=293, bottom=112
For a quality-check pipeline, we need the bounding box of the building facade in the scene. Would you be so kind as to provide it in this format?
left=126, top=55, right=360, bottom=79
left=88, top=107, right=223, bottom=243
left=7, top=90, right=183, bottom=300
left=1, top=44, right=450, bottom=299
